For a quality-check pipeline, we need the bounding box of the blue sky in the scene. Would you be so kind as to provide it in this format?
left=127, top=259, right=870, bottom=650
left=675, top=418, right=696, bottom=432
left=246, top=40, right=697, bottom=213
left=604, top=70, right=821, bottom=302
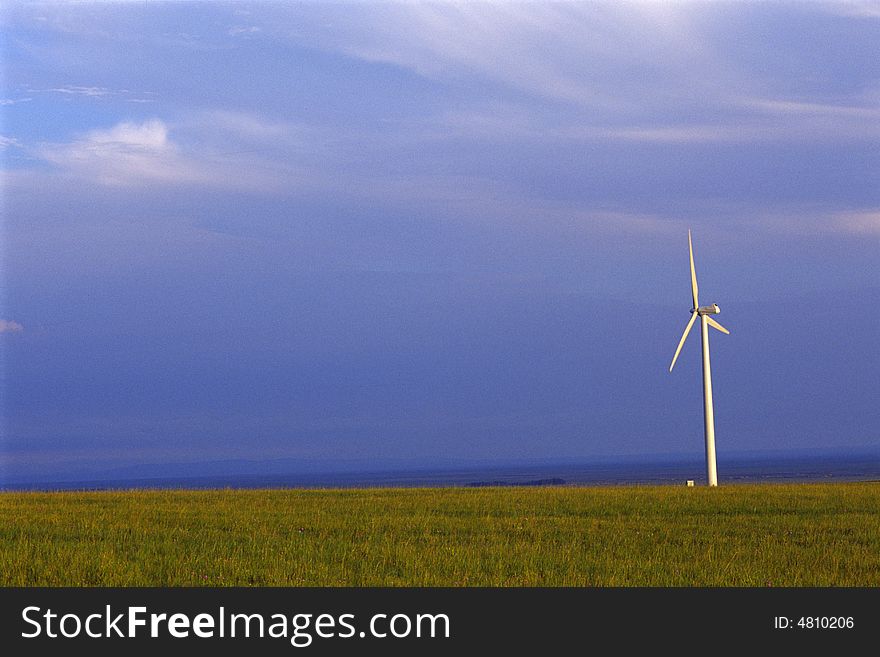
left=1, top=1, right=878, bottom=482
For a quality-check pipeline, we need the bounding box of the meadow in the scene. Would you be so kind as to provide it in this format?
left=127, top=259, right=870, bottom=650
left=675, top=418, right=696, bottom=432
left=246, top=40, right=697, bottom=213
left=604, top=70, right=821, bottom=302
left=1, top=482, right=877, bottom=586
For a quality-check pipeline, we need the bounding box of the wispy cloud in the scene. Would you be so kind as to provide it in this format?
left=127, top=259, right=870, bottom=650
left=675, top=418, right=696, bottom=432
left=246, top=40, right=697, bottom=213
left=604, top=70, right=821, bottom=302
left=228, top=25, right=260, bottom=37
left=0, top=320, right=24, bottom=334
left=738, top=206, right=880, bottom=238
left=28, top=85, right=158, bottom=102
left=820, top=1, right=880, bottom=19
left=37, top=119, right=208, bottom=186
left=298, top=3, right=650, bottom=111
left=48, top=85, right=114, bottom=97
left=198, top=110, right=297, bottom=142
left=34, top=118, right=300, bottom=191
left=742, top=97, right=880, bottom=119
left=434, top=103, right=880, bottom=145
left=284, top=3, right=879, bottom=144
left=833, top=210, right=880, bottom=235
left=0, top=97, right=33, bottom=106
left=575, top=111, right=880, bottom=143
left=0, top=135, right=22, bottom=149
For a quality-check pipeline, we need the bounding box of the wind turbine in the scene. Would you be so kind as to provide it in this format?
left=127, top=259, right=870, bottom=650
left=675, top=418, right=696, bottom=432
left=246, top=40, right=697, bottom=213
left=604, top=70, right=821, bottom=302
left=669, top=230, right=729, bottom=487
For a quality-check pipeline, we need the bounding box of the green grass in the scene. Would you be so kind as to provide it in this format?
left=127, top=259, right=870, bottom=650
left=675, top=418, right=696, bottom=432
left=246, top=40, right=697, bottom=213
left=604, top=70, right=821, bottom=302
left=1, top=483, right=878, bottom=586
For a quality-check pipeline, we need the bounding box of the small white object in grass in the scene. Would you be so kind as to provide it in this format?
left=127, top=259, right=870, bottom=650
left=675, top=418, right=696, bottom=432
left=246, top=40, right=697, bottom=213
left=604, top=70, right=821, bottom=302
left=686, top=480, right=695, bottom=487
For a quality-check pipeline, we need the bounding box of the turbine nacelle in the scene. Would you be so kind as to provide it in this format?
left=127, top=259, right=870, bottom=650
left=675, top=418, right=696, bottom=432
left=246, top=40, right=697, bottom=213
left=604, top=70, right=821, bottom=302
left=694, top=304, right=720, bottom=315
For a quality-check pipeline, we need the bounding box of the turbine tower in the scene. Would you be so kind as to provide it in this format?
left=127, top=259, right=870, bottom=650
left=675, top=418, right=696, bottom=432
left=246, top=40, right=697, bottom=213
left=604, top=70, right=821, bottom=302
left=669, top=230, right=729, bottom=486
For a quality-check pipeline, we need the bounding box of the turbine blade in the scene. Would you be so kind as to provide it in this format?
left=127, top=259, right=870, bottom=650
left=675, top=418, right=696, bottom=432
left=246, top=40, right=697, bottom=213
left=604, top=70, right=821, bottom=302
left=706, top=316, right=730, bottom=334
left=669, top=312, right=698, bottom=372
left=688, top=229, right=699, bottom=310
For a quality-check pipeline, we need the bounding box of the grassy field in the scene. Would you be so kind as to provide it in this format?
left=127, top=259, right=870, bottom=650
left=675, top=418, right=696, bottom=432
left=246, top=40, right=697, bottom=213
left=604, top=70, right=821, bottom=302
left=1, top=482, right=878, bottom=586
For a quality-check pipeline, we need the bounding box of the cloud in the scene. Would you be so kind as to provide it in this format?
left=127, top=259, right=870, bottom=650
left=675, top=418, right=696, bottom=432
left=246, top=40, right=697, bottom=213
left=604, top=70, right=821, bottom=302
left=578, top=112, right=880, bottom=143
left=48, top=85, right=113, bottom=97
left=743, top=98, right=880, bottom=119
left=821, top=1, right=880, bottom=19
left=228, top=25, right=260, bottom=37
left=37, top=119, right=209, bottom=186
left=281, top=3, right=879, bottom=145
left=297, top=3, right=638, bottom=111
left=33, top=118, right=300, bottom=191
left=0, top=320, right=24, bottom=334
left=29, top=85, right=158, bottom=102
left=552, top=123, right=749, bottom=144
left=833, top=210, right=880, bottom=235
left=89, top=119, right=169, bottom=148
left=439, top=84, right=880, bottom=143
left=735, top=206, right=880, bottom=238
left=724, top=97, right=880, bottom=141
left=434, top=102, right=880, bottom=145
left=200, top=110, right=295, bottom=142
left=0, top=135, right=22, bottom=149
left=0, top=97, right=33, bottom=106
left=279, top=2, right=741, bottom=119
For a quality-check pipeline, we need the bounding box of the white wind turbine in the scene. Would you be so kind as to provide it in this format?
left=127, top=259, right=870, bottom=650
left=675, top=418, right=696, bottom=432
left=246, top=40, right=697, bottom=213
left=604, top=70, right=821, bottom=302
left=669, top=230, right=730, bottom=487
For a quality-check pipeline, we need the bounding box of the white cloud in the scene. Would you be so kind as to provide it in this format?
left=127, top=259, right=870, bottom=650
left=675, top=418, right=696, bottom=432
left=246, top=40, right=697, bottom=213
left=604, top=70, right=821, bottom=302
left=311, top=4, right=620, bottom=109
left=282, top=3, right=879, bottom=145
left=37, top=119, right=211, bottom=186
left=201, top=110, right=295, bottom=141
left=30, top=85, right=158, bottom=102
left=737, top=207, right=880, bottom=238
left=0, top=135, right=22, bottom=149
left=833, top=210, right=880, bottom=235
left=34, top=118, right=301, bottom=191
left=579, top=115, right=880, bottom=143
left=742, top=97, right=880, bottom=119
left=0, top=97, right=33, bottom=106
left=0, top=320, right=24, bottom=334
left=432, top=93, right=880, bottom=144
left=90, top=119, right=169, bottom=148
left=569, top=124, right=753, bottom=144
left=732, top=97, right=880, bottom=140
left=821, top=1, right=880, bottom=19
left=285, top=2, right=713, bottom=114
left=228, top=25, right=260, bottom=36
left=48, top=85, right=113, bottom=97
left=431, top=102, right=879, bottom=145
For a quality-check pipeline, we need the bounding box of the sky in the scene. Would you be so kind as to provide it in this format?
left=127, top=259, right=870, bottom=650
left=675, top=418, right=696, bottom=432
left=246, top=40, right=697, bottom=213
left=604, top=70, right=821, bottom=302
left=1, top=1, right=879, bottom=483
